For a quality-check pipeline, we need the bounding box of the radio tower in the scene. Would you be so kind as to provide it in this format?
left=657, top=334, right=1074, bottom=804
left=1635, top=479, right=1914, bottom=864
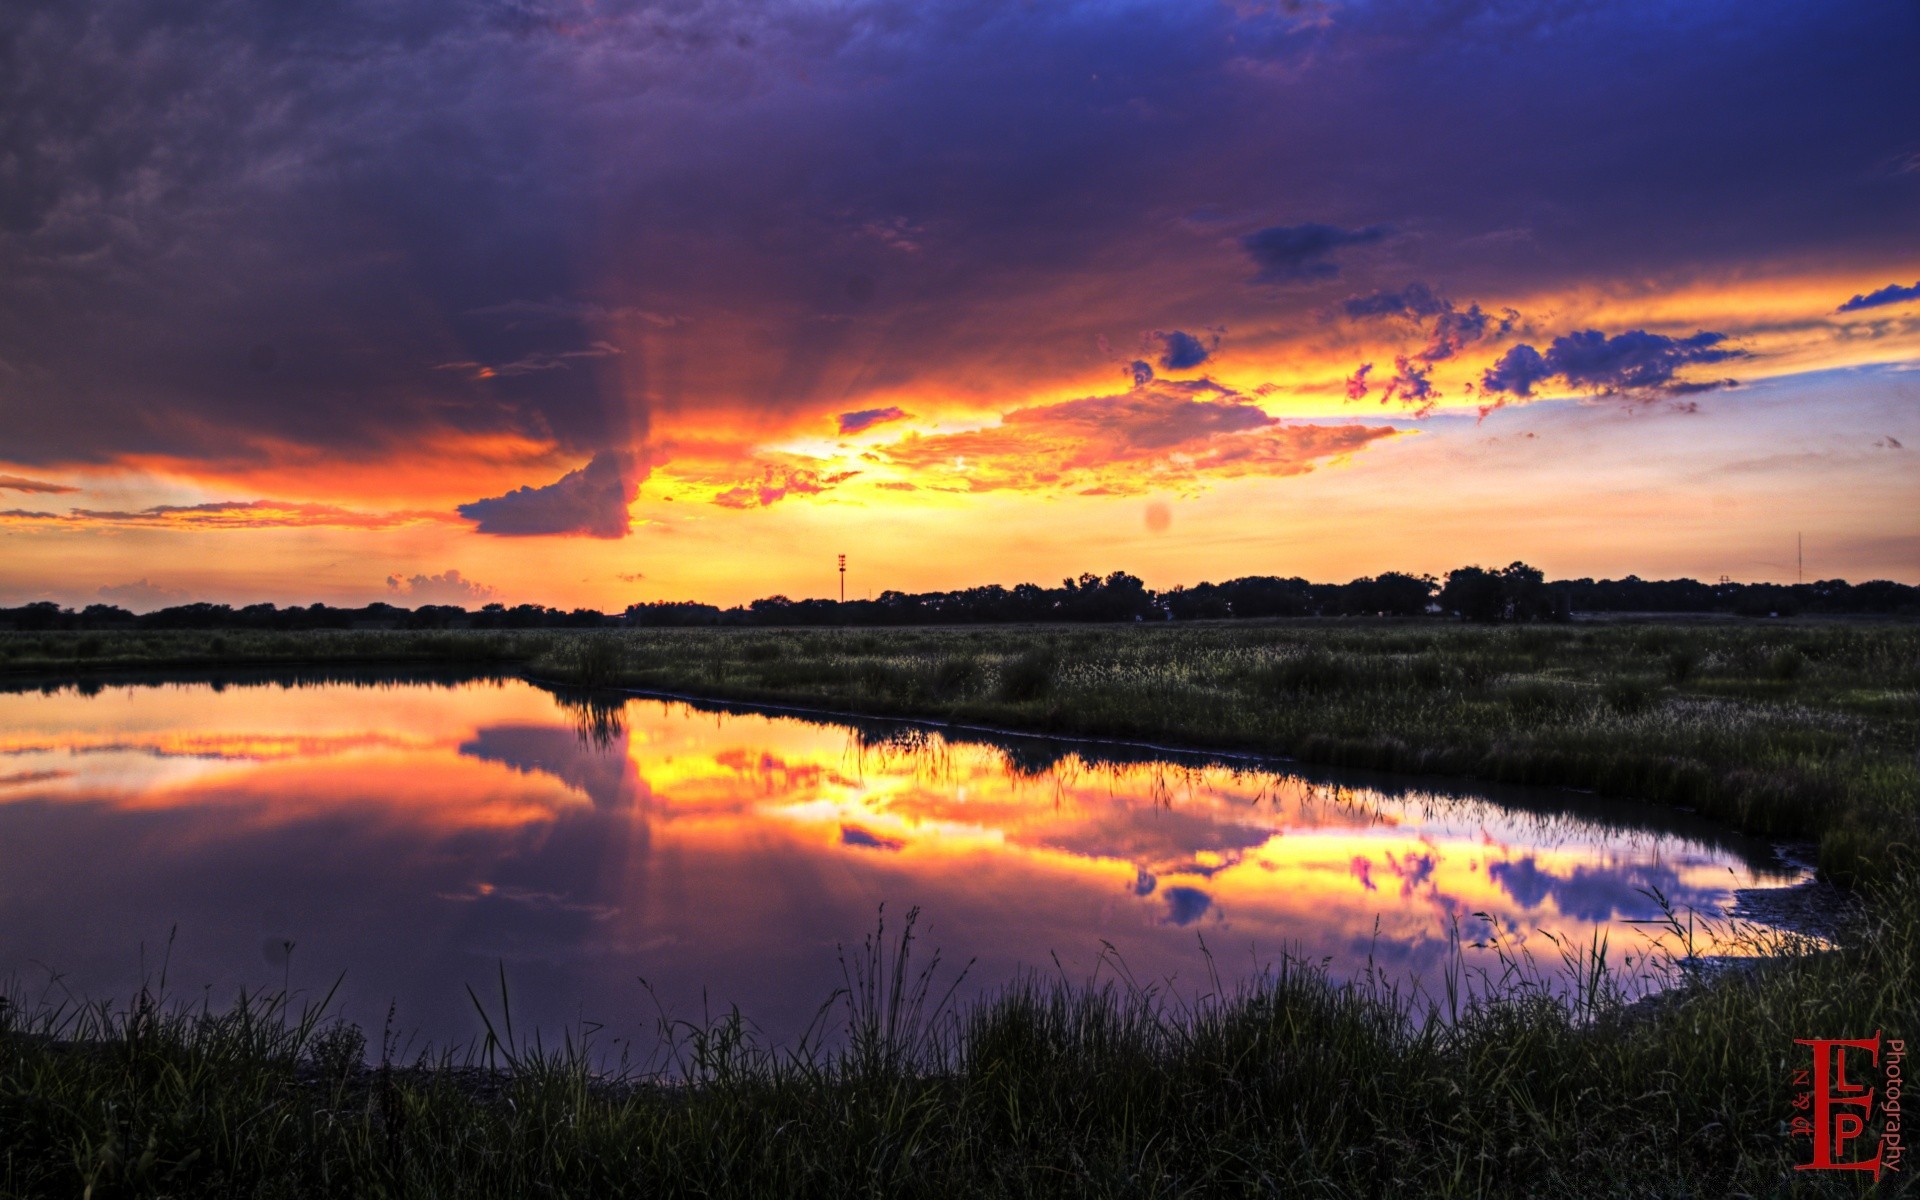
left=1797, top=532, right=1803, bottom=585
left=838, top=553, right=846, bottom=604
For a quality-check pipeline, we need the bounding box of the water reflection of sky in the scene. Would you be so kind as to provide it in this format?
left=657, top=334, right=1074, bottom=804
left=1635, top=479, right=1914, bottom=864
left=0, top=677, right=1804, bottom=1050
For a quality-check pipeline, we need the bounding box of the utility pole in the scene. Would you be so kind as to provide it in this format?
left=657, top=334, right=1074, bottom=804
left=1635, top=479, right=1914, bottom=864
left=838, top=553, right=846, bottom=604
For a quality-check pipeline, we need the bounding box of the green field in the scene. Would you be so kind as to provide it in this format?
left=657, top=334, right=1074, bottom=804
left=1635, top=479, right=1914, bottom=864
left=2, top=619, right=1916, bottom=1196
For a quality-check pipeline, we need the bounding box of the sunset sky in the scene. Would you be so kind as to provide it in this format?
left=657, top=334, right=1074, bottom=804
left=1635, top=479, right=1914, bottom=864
left=2, top=0, right=1916, bottom=610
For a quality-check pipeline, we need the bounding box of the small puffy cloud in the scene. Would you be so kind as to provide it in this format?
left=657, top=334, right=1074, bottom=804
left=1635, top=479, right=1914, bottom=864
left=1241, top=222, right=1393, bottom=283
left=385, top=568, right=498, bottom=606
left=457, top=451, right=645, bottom=538
left=96, top=579, right=188, bottom=611
left=1343, top=282, right=1451, bottom=320
left=1480, top=329, right=1743, bottom=398
left=1127, top=360, right=1156, bottom=387
left=1481, top=344, right=1551, bottom=397
left=1380, top=356, right=1436, bottom=412
left=1837, top=280, right=1920, bottom=313
left=0, top=474, right=78, bottom=494
left=1153, top=329, right=1218, bottom=370
left=837, top=406, right=909, bottom=435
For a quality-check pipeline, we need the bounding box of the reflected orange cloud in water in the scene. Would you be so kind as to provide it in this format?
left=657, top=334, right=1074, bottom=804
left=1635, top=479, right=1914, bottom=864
left=0, top=680, right=1803, bottom=980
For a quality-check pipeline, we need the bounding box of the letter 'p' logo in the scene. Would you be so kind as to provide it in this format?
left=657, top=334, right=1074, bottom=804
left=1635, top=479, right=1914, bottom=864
left=1795, top=1033, right=1885, bottom=1177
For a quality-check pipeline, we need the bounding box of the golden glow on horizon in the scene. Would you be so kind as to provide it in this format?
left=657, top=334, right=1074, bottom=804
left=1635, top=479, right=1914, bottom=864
left=0, top=267, right=1916, bottom=607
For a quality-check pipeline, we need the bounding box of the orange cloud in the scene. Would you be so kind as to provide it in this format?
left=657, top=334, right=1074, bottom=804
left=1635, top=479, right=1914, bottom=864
left=712, top=466, right=860, bottom=509
left=875, top=383, right=1400, bottom=495
left=0, top=499, right=452, bottom=531
left=0, top=474, right=78, bottom=494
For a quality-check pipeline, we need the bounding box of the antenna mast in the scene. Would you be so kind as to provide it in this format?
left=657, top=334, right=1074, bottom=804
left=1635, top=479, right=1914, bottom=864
left=838, top=553, right=846, bottom=604
left=1797, top=532, right=1803, bottom=585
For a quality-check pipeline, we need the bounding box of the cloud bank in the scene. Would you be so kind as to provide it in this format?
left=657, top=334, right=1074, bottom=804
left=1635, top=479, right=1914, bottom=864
left=1481, top=329, right=1743, bottom=399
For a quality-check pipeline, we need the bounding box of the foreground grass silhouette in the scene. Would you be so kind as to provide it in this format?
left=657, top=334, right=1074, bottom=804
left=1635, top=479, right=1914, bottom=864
left=4, top=892, right=1913, bottom=1199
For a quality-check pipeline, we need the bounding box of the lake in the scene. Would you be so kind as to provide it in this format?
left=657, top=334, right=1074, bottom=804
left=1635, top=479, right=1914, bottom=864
left=0, top=673, right=1807, bottom=1056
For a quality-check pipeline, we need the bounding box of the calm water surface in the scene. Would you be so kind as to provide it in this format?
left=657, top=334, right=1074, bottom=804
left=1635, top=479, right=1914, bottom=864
left=0, top=675, right=1805, bottom=1050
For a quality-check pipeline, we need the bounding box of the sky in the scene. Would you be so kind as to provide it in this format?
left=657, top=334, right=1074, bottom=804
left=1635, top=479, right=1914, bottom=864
left=1, top=0, right=1917, bottom=610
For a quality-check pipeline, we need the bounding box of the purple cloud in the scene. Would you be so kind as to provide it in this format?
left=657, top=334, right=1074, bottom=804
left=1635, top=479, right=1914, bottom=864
left=457, top=451, right=644, bottom=538
left=1162, top=885, right=1212, bottom=926
left=1154, top=329, right=1218, bottom=370
left=1837, top=280, right=1920, bottom=313
left=1343, top=283, right=1451, bottom=320
left=840, top=824, right=904, bottom=851
left=1241, top=223, right=1393, bottom=283
left=837, top=407, right=909, bottom=435
left=1481, top=330, right=1743, bottom=398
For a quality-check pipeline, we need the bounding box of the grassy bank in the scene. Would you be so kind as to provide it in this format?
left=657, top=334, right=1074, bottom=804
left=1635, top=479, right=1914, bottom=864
left=4, top=893, right=1913, bottom=1199
left=10, top=619, right=1908, bottom=881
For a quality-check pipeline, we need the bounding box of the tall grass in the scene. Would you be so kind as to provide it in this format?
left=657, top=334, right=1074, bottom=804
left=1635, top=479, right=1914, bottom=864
left=2, top=888, right=1910, bottom=1198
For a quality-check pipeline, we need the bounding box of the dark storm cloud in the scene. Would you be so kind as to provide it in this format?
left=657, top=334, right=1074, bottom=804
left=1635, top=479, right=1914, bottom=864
left=1154, top=329, right=1217, bottom=370
left=1480, top=329, right=1744, bottom=398
left=1240, top=223, right=1394, bottom=283
left=0, top=0, right=1914, bottom=474
left=1837, top=280, right=1920, bottom=313
left=1343, top=283, right=1451, bottom=320
left=457, top=451, right=644, bottom=538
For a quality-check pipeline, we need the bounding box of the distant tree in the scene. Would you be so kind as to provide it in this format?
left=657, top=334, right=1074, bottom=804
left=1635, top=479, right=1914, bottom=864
left=1440, top=567, right=1506, bottom=622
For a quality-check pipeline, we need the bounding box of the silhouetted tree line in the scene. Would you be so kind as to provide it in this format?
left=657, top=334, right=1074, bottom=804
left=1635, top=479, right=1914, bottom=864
left=2, top=566, right=1914, bottom=632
